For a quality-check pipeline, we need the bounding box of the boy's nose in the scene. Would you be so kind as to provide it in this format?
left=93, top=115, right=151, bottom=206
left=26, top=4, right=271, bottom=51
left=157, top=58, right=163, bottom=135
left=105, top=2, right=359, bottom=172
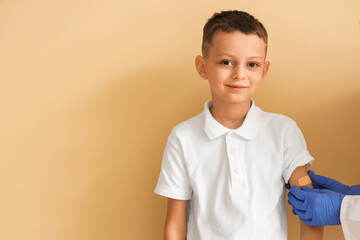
left=232, top=66, right=245, bottom=79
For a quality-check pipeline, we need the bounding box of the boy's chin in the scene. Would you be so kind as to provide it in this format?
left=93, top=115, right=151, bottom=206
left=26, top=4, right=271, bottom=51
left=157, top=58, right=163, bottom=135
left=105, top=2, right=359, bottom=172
left=213, top=96, right=252, bottom=105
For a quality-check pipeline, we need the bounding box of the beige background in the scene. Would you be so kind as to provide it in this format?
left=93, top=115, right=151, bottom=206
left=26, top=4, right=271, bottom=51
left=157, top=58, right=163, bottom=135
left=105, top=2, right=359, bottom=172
left=1, top=0, right=359, bottom=239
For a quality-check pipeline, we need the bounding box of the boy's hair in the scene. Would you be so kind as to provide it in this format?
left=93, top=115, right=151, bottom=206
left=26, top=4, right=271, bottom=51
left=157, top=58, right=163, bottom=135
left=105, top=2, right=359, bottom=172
left=202, top=10, right=268, bottom=58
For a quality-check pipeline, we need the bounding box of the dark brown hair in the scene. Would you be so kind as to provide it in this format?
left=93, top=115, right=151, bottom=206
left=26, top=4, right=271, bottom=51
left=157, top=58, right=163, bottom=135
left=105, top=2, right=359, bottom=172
left=202, top=10, right=268, bottom=58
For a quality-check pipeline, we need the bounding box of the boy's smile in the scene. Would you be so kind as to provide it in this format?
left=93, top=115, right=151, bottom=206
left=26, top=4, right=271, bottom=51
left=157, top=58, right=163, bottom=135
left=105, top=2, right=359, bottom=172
left=196, top=31, right=270, bottom=106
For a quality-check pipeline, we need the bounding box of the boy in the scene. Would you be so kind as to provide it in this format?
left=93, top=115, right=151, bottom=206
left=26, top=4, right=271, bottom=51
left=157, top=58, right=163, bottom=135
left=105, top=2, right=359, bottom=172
left=155, top=10, right=323, bottom=239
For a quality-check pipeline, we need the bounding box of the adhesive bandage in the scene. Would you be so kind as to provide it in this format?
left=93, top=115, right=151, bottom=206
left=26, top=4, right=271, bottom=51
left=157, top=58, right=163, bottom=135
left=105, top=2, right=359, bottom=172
left=298, top=175, right=312, bottom=186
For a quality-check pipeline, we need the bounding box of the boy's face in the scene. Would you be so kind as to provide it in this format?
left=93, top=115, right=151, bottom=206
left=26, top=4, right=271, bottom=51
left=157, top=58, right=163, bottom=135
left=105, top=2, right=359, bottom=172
left=196, top=31, right=270, bottom=105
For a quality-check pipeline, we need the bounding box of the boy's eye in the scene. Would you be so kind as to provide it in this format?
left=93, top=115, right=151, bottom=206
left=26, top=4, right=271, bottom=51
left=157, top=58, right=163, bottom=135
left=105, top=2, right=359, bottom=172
left=248, top=62, right=259, bottom=68
left=220, top=60, right=234, bottom=66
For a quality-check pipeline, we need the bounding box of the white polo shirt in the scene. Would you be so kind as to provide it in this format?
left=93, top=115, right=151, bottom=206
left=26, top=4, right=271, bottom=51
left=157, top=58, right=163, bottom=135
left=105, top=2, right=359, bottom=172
left=155, top=100, right=313, bottom=240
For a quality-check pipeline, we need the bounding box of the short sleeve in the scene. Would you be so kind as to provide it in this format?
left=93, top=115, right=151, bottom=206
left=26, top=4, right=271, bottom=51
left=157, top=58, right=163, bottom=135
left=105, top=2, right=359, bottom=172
left=282, top=122, right=314, bottom=183
left=154, top=135, right=192, bottom=200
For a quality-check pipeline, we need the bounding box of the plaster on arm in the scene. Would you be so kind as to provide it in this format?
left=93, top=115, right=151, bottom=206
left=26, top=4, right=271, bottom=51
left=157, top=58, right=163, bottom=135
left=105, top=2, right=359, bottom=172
left=289, top=166, right=323, bottom=240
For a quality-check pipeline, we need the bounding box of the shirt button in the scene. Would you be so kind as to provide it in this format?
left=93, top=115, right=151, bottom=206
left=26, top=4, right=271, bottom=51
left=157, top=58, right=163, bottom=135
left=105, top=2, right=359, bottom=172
left=230, top=149, right=236, bottom=155
left=234, top=168, right=240, bottom=173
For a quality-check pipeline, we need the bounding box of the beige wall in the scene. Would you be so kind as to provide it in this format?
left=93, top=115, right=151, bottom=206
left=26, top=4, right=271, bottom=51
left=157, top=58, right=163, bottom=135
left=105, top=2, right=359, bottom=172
left=1, top=0, right=359, bottom=239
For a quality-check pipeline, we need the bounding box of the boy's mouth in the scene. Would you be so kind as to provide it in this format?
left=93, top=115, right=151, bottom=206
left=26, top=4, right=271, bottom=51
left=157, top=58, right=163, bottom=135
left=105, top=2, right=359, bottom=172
left=225, top=84, right=248, bottom=91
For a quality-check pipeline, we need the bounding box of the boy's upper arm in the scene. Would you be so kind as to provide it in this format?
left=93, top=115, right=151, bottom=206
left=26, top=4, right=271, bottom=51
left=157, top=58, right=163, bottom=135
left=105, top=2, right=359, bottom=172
left=288, top=165, right=312, bottom=188
left=165, top=198, right=187, bottom=234
left=289, top=166, right=324, bottom=239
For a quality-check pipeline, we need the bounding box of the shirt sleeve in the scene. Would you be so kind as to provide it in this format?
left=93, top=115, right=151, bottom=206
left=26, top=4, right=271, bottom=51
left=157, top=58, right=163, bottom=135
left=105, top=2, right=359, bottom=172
left=154, top=135, right=192, bottom=200
left=282, top=121, right=314, bottom=183
left=340, top=195, right=360, bottom=240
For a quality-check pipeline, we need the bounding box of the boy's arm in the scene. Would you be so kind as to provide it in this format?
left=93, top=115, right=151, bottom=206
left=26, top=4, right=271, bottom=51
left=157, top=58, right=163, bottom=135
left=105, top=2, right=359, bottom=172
left=164, top=198, right=187, bottom=240
left=289, top=166, right=324, bottom=240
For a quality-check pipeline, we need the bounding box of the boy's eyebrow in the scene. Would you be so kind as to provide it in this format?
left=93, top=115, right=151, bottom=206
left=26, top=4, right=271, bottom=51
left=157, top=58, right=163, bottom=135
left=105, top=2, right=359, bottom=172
left=216, top=53, right=235, bottom=58
left=216, top=53, right=236, bottom=58
left=215, top=53, right=264, bottom=60
left=247, top=56, right=264, bottom=60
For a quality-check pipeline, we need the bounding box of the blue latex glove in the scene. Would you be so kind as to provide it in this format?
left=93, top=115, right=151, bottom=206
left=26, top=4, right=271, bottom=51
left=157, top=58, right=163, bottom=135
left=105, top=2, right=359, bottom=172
left=288, top=186, right=345, bottom=226
left=308, top=170, right=360, bottom=195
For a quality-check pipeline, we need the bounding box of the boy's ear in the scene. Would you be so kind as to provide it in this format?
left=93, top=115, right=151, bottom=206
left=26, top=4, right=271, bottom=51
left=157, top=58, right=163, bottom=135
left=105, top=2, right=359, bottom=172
left=262, top=61, right=270, bottom=79
left=195, top=55, right=208, bottom=80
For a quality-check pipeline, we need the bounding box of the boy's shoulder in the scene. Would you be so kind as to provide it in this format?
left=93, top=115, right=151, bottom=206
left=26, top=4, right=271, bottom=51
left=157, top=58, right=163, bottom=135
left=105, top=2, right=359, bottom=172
left=259, top=108, right=299, bottom=132
left=261, top=109, right=296, bottom=124
left=168, top=111, right=205, bottom=141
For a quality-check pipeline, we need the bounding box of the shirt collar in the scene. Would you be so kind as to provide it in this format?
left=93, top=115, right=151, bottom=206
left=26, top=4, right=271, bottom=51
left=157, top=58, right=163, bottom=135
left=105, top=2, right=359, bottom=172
left=203, top=99, right=262, bottom=140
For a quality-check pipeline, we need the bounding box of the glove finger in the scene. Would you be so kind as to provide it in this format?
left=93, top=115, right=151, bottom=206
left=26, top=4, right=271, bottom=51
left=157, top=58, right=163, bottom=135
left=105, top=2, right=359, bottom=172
left=307, top=171, right=321, bottom=189
left=308, top=170, right=326, bottom=187
left=293, top=208, right=310, bottom=221
left=301, top=186, right=323, bottom=193
left=290, top=186, right=309, bottom=201
left=308, top=171, right=346, bottom=193
left=302, top=219, right=316, bottom=226
left=288, top=193, right=306, bottom=211
left=292, top=209, right=298, bottom=216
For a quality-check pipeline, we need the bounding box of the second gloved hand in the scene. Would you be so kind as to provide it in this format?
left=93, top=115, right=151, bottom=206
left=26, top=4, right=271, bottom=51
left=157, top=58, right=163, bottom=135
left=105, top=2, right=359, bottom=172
left=288, top=186, right=345, bottom=226
left=308, top=170, right=360, bottom=195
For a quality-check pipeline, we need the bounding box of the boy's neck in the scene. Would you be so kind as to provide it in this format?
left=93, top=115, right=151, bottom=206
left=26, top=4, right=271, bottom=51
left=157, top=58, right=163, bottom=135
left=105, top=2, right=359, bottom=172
left=210, top=99, right=251, bottom=129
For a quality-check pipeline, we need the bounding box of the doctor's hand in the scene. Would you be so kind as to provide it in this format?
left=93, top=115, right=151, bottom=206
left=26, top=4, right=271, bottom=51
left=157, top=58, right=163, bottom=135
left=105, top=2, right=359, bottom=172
left=308, top=170, right=360, bottom=195
left=288, top=186, right=345, bottom=226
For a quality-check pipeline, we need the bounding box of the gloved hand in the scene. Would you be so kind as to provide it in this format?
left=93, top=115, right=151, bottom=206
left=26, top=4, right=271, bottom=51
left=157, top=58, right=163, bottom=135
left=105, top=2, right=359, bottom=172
left=308, top=170, right=360, bottom=195
left=288, top=186, right=345, bottom=226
